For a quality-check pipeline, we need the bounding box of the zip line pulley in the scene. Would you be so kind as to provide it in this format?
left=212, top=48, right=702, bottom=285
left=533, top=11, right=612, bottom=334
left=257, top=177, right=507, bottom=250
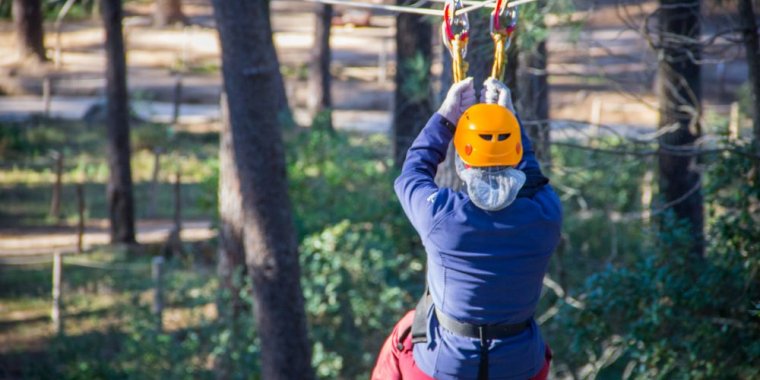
left=441, top=0, right=520, bottom=83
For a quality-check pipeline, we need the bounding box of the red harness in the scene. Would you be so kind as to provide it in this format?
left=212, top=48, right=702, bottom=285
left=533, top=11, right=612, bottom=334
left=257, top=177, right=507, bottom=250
left=371, top=311, right=553, bottom=380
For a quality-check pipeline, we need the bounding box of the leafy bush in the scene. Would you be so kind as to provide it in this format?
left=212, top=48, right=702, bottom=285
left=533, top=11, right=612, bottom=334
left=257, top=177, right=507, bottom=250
left=289, top=129, right=424, bottom=378
left=547, top=136, right=760, bottom=379
left=549, top=138, right=653, bottom=291
left=197, top=128, right=425, bottom=378
left=301, top=220, right=423, bottom=378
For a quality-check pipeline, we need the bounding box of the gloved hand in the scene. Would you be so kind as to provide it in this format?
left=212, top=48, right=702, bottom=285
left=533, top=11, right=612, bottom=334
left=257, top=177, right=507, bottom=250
left=437, top=77, right=476, bottom=125
left=480, top=78, right=516, bottom=113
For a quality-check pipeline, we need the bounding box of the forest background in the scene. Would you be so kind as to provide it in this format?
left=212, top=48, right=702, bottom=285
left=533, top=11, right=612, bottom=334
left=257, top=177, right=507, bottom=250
left=0, top=0, right=758, bottom=379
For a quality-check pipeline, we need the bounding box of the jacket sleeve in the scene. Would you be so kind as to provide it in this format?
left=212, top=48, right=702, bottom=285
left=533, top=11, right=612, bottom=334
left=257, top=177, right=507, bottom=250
left=394, top=113, right=456, bottom=235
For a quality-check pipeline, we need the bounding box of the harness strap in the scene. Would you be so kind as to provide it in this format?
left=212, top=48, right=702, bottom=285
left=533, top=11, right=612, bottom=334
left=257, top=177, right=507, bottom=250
left=433, top=306, right=530, bottom=340
left=397, top=324, right=413, bottom=351
left=478, top=326, right=489, bottom=380
left=410, top=292, right=531, bottom=379
left=411, top=287, right=431, bottom=344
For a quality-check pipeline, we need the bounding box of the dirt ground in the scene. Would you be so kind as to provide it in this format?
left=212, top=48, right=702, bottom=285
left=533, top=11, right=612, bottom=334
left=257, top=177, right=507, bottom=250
left=0, top=0, right=750, bottom=256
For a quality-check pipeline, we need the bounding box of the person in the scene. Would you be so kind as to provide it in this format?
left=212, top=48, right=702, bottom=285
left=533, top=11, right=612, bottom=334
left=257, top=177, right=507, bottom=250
left=372, top=77, right=562, bottom=380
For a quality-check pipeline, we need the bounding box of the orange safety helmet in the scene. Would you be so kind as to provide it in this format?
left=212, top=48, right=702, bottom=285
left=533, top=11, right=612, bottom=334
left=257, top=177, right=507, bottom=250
left=453, top=103, right=523, bottom=167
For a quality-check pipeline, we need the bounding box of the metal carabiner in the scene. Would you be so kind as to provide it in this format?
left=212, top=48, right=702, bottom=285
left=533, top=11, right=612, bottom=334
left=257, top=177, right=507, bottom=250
left=490, top=0, right=518, bottom=80
left=490, top=0, right=518, bottom=39
left=442, top=0, right=469, bottom=82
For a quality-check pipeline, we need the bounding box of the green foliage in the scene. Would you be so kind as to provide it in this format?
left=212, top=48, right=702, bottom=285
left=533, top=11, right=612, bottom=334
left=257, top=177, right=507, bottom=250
left=301, top=221, right=423, bottom=378
left=555, top=220, right=759, bottom=379
left=737, top=83, right=754, bottom=121
left=289, top=129, right=424, bottom=378
left=0, top=117, right=218, bottom=226
left=549, top=138, right=653, bottom=291
left=131, top=123, right=175, bottom=152
left=0, top=123, right=29, bottom=158
left=5, top=113, right=757, bottom=379
left=547, top=136, right=760, bottom=379
left=516, top=0, right=580, bottom=52
left=1, top=251, right=251, bottom=380
left=0, top=120, right=76, bottom=160
left=280, top=63, right=309, bottom=81
left=0, top=0, right=98, bottom=20
left=310, top=108, right=334, bottom=132
left=400, top=52, right=432, bottom=104
left=287, top=129, right=404, bottom=237
left=195, top=128, right=423, bottom=378
left=43, top=0, right=97, bottom=20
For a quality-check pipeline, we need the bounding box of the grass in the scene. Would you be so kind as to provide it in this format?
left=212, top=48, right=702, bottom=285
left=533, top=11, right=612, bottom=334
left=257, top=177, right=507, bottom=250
left=0, top=247, right=220, bottom=373
left=0, top=119, right=219, bottom=228
left=0, top=116, right=224, bottom=376
left=0, top=180, right=214, bottom=227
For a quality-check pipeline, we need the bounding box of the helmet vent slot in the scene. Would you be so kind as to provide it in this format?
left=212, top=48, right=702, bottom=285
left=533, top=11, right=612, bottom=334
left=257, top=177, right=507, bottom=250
left=479, top=134, right=493, bottom=141
left=497, top=133, right=510, bottom=141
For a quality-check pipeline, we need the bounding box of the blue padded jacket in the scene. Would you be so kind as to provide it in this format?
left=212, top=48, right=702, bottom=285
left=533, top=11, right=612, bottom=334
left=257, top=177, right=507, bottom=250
left=394, top=113, right=562, bottom=380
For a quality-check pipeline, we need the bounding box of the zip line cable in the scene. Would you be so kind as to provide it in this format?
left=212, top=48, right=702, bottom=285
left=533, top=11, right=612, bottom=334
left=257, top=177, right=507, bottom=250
left=302, top=0, right=441, bottom=16
left=300, top=0, right=540, bottom=17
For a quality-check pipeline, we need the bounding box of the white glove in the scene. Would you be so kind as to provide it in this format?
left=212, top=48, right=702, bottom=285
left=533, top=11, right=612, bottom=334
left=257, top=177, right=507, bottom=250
left=437, top=77, right=476, bottom=125
left=480, top=78, right=515, bottom=113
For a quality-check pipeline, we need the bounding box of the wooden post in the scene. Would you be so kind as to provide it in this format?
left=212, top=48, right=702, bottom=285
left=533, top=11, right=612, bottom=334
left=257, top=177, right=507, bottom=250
left=590, top=97, right=602, bottom=134
left=378, top=38, right=388, bottom=84
left=42, top=76, right=52, bottom=117
left=76, top=183, right=85, bottom=253
left=49, top=151, right=63, bottom=221
left=173, top=169, right=182, bottom=234
left=640, top=170, right=654, bottom=224
left=172, top=74, right=183, bottom=125
left=148, top=147, right=163, bottom=218
left=152, top=256, right=164, bottom=330
left=729, top=102, right=740, bottom=141
left=51, top=251, right=63, bottom=334
left=165, top=168, right=183, bottom=259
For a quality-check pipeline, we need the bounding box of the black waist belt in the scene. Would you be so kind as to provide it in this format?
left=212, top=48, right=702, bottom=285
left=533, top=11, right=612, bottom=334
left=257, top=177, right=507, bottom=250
left=433, top=306, right=530, bottom=340
left=410, top=291, right=531, bottom=380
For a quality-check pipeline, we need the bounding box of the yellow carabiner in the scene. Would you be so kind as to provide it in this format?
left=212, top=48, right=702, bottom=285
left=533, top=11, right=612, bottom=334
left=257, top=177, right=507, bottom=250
left=442, top=0, right=469, bottom=83
left=489, top=0, right=518, bottom=80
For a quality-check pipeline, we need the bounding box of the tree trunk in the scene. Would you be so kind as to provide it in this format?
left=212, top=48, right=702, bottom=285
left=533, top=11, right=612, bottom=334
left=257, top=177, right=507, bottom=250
left=738, top=0, right=760, bottom=162
left=517, top=39, right=550, bottom=166
left=154, top=0, right=185, bottom=27
left=49, top=150, right=64, bottom=221
left=217, top=93, right=247, bottom=317
left=393, top=1, right=433, bottom=166
left=214, top=92, right=248, bottom=380
left=308, top=4, right=333, bottom=130
left=101, top=0, right=136, bottom=244
left=657, top=0, right=703, bottom=258
left=211, top=1, right=315, bottom=379
left=12, top=0, right=46, bottom=62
